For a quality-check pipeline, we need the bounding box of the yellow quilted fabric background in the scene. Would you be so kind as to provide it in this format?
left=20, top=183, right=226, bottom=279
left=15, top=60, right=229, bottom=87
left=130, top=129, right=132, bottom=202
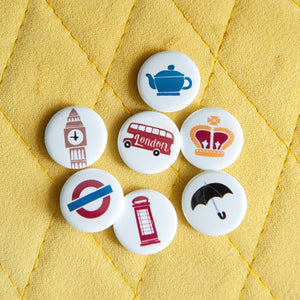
left=0, top=0, right=299, bottom=299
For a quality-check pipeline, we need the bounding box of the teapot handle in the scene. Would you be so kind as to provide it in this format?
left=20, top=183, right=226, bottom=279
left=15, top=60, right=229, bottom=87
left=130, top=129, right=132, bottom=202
left=182, top=77, right=192, bottom=90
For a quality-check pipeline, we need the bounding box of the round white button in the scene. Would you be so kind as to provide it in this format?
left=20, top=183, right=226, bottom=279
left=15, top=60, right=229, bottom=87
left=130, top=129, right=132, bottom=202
left=181, top=107, right=243, bottom=170
left=182, top=171, right=247, bottom=236
left=113, top=189, right=177, bottom=255
left=137, top=51, right=201, bottom=112
left=60, top=168, right=124, bottom=232
left=118, top=111, right=181, bottom=174
left=45, top=106, right=107, bottom=169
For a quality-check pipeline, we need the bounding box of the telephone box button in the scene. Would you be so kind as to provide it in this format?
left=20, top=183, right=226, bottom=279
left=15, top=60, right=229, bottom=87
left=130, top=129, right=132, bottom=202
left=45, top=106, right=107, bottom=169
left=117, top=111, right=181, bottom=174
left=113, top=189, right=177, bottom=255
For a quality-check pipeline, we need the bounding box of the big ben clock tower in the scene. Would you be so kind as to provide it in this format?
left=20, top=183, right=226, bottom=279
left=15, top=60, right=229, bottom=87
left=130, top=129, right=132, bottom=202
left=64, top=108, right=87, bottom=169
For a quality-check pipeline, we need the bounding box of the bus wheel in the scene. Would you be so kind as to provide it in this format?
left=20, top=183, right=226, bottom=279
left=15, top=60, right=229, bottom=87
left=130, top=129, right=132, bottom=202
left=124, top=141, right=131, bottom=148
left=153, top=149, right=160, bottom=156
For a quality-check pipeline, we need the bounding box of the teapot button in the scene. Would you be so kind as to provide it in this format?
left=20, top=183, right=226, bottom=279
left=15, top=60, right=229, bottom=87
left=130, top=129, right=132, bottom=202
left=180, top=107, right=244, bottom=170
left=138, top=51, right=201, bottom=112
left=117, top=111, right=181, bottom=174
left=45, top=106, right=107, bottom=169
left=182, top=171, right=247, bottom=236
left=60, top=169, right=124, bottom=232
left=113, top=189, right=177, bottom=255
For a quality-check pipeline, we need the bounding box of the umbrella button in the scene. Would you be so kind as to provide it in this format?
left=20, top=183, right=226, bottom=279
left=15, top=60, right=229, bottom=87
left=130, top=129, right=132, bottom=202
left=182, top=171, right=247, bottom=236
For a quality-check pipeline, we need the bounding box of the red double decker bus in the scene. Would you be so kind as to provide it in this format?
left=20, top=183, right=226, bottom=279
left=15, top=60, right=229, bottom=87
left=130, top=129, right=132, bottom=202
left=123, top=122, right=174, bottom=156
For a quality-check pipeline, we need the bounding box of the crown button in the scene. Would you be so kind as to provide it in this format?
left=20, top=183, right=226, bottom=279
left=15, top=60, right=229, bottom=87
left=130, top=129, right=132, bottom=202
left=180, top=108, right=244, bottom=170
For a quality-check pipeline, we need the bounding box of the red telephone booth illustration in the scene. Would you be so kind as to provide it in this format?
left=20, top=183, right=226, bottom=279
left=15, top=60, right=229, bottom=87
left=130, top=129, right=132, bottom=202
left=123, top=123, right=174, bottom=156
left=132, top=196, right=161, bottom=247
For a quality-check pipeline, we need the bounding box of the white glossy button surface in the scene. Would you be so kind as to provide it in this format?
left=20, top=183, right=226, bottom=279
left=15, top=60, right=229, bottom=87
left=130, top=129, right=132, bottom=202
left=182, top=171, right=247, bottom=236
left=113, top=190, right=177, bottom=255
left=118, top=111, right=181, bottom=174
left=60, top=169, right=124, bottom=232
left=138, top=51, right=201, bottom=112
left=181, top=107, right=243, bottom=170
left=45, top=106, right=107, bottom=169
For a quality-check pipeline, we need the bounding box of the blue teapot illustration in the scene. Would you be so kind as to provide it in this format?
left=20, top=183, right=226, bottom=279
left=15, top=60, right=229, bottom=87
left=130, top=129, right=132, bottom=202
left=146, top=65, right=192, bottom=96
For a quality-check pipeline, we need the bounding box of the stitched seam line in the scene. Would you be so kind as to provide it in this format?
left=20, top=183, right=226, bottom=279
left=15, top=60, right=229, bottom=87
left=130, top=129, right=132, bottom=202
left=226, top=237, right=277, bottom=300
left=0, top=109, right=56, bottom=185
left=134, top=256, right=149, bottom=300
left=238, top=114, right=300, bottom=299
left=291, top=0, right=300, bottom=8
left=171, top=0, right=217, bottom=59
left=92, top=0, right=137, bottom=111
left=44, top=0, right=105, bottom=80
left=0, top=0, right=30, bottom=86
left=172, top=0, right=300, bottom=164
left=216, top=60, right=300, bottom=165
left=22, top=215, right=55, bottom=298
left=199, top=0, right=236, bottom=108
left=91, top=234, right=138, bottom=298
left=0, top=265, right=23, bottom=299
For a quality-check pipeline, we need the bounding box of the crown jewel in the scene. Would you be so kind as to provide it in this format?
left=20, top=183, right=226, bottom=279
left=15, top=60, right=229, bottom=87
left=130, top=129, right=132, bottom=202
left=190, top=116, right=234, bottom=157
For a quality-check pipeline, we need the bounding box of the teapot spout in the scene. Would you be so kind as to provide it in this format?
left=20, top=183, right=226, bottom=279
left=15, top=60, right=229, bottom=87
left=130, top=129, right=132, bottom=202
left=145, top=74, right=156, bottom=89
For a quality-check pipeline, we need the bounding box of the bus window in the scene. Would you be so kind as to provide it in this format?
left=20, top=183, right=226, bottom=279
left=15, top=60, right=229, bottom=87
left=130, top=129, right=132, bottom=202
left=166, top=132, right=172, bottom=139
left=131, top=123, right=138, bottom=129
left=146, top=126, right=152, bottom=133
left=139, top=125, right=145, bottom=131
left=159, top=130, right=166, bottom=136
left=153, top=128, right=159, bottom=135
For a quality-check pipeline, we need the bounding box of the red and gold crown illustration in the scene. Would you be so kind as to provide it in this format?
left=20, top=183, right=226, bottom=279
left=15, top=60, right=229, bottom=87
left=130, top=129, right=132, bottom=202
left=190, top=115, right=234, bottom=157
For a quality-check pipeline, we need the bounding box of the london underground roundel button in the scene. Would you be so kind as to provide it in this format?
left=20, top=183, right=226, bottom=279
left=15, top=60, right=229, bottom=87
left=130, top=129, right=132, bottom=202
left=182, top=171, right=247, bottom=236
left=118, top=111, right=181, bottom=174
left=60, top=169, right=124, bottom=232
left=113, top=190, right=177, bottom=255
left=45, top=106, right=107, bottom=169
left=137, top=51, right=201, bottom=112
left=180, top=107, right=243, bottom=170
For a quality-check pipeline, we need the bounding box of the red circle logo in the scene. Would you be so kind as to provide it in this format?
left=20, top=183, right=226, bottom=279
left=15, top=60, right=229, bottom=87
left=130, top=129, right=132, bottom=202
left=71, top=180, right=110, bottom=219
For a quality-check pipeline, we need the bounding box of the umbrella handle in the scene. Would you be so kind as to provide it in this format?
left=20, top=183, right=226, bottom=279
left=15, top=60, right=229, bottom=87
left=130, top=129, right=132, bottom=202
left=217, top=212, right=226, bottom=220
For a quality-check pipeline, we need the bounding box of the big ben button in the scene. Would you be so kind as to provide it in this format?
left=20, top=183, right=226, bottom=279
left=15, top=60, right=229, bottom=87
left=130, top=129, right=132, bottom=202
left=60, top=169, right=124, bottom=232
left=117, top=111, right=181, bottom=174
left=113, top=189, right=177, bottom=255
left=180, top=107, right=244, bottom=170
left=45, top=106, right=107, bottom=169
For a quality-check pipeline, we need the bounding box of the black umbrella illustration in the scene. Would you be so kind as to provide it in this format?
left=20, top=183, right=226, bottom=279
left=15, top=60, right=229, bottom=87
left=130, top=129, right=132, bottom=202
left=191, top=183, right=233, bottom=220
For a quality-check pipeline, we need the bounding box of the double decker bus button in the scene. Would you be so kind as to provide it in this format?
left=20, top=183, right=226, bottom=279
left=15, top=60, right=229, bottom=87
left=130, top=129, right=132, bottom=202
left=45, top=106, right=107, bottom=169
left=137, top=51, right=201, bottom=112
left=118, top=111, right=181, bottom=174
left=113, top=189, right=177, bottom=255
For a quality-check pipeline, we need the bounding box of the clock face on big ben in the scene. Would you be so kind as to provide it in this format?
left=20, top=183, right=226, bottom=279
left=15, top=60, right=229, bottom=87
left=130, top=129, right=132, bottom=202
left=64, top=127, right=87, bottom=148
left=67, top=129, right=84, bottom=146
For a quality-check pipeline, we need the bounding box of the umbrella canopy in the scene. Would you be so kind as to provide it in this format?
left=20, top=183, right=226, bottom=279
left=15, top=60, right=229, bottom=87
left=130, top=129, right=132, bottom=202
left=191, top=183, right=233, bottom=210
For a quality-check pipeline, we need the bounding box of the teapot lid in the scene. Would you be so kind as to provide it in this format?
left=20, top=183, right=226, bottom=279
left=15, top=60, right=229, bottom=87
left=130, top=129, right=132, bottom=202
left=154, top=65, right=184, bottom=77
